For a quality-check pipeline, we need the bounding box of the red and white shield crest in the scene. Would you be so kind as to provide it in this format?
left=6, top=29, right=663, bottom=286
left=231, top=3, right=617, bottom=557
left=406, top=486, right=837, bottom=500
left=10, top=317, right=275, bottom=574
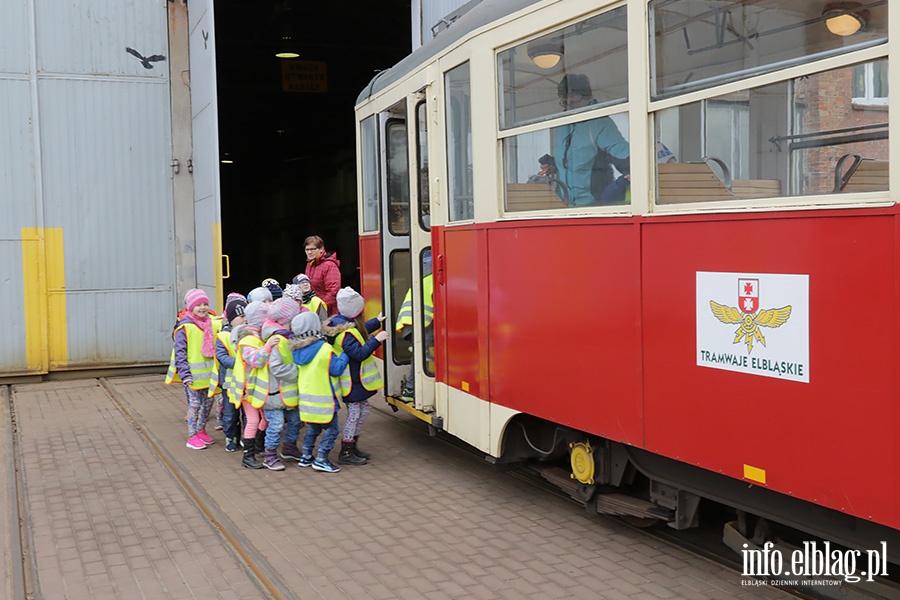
left=738, top=278, right=759, bottom=313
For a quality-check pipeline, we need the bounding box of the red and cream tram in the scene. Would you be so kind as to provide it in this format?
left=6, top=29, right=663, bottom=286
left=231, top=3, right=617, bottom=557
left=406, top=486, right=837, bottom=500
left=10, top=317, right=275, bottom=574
left=355, top=0, right=898, bottom=563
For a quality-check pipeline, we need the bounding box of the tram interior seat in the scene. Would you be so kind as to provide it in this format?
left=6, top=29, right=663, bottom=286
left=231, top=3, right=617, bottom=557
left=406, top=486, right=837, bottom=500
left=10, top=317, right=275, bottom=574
left=834, top=154, right=889, bottom=193
left=505, top=183, right=568, bottom=211
left=657, top=159, right=781, bottom=204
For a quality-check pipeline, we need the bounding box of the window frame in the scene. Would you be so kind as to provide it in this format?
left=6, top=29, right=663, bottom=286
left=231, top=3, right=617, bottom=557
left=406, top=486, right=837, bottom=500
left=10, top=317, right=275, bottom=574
left=648, top=43, right=891, bottom=214
left=494, top=5, right=634, bottom=217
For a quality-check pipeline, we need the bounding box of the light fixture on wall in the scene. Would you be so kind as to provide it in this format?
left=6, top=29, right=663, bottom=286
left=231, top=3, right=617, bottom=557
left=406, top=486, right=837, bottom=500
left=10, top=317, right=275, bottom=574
left=527, top=39, right=563, bottom=69
left=822, top=2, right=869, bottom=37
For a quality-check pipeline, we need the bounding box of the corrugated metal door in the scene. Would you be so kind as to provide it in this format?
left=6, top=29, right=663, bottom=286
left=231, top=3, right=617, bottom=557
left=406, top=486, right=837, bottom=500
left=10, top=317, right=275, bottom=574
left=2, top=0, right=176, bottom=374
left=0, top=0, right=38, bottom=374
left=189, top=0, right=224, bottom=309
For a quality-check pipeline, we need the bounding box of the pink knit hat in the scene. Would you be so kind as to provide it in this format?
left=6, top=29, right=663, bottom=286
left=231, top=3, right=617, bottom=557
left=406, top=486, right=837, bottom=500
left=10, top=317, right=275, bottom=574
left=184, top=288, right=209, bottom=312
left=268, top=297, right=300, bottom=326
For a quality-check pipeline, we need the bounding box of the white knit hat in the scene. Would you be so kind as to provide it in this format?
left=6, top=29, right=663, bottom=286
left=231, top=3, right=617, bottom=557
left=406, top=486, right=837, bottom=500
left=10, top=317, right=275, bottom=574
left=244, top=301, right=269, bottom=329
left=336, top=287, right=365, bottom=319
left=247, top=286, right=273, bottom=303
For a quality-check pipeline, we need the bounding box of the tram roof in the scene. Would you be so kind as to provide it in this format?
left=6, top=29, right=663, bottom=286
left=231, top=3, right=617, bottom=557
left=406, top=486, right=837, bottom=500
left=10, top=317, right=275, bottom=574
left=356, top=0, right=540, bottom=106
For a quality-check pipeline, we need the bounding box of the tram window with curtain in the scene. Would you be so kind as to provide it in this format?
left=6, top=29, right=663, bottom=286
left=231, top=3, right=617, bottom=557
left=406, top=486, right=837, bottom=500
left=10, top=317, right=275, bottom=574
left=416, top=101, right=431, bottom=230
left=445, top=62, right=474, bottom=221
left=655, top=58, right=889, bottom=204
left=386, top=118, right=410, bottom=235
left=360, top=116, right=379, bottom=232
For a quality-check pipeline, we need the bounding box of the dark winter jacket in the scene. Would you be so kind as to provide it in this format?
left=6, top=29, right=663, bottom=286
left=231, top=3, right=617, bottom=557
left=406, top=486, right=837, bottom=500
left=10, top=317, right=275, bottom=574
left=324, top=315, right=383, bottom=403
left=215, top=323, right=234, bottom=388
left=305, top=251, right=341, bottom=315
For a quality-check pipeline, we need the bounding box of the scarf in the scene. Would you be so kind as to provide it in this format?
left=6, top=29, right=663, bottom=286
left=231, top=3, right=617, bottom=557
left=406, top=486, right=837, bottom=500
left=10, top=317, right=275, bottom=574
left=186, top=312, right=215, bottom=358
left=302, top=289, right=316, bottom=304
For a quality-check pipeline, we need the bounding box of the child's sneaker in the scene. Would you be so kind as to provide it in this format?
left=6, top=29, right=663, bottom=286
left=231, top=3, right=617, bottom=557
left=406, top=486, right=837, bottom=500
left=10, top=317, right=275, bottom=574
left=186, top=434, right=207, bottom=450
left=225, top=437, right=238, bottom=452
left=214, top=417, right=224, bottom=431
left=262, top=448, right=285, bottom=471
left=197, top=430, right=215, bottom=445
left=297, top=455, right=314, bottom=468
left=311, top=457, right=341, bottom=473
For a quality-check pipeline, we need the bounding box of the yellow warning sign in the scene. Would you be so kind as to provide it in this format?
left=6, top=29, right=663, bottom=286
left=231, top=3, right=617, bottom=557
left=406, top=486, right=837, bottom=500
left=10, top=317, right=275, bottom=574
left=281, top=60, right=328, bottom=93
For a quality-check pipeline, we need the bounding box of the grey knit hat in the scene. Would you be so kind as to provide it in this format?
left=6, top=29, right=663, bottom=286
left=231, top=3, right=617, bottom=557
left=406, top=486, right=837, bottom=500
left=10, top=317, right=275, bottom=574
left=291, top=312, right=322, bottom=339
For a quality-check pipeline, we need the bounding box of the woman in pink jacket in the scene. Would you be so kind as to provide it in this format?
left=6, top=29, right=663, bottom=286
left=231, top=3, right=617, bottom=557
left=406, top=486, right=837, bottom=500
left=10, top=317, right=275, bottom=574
left=300, top=235, right=341, bottom=315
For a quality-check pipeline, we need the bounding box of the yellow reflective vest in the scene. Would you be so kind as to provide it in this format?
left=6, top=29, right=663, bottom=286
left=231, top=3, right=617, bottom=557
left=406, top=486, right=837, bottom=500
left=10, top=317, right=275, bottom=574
left=303, top=296, right=327, bottom=319
left=297, top=344, right=340, bottom=424
left=395, top=274, right=433, bottom=331
left=237, top=335, right=269, bottom=409
left=268, top=334, right=299, bottom=408
left=165, top=319, right=222, bottom=391
left=333, top=328, right=384, bottom=397
left=210, top=330, right=242, bottom=406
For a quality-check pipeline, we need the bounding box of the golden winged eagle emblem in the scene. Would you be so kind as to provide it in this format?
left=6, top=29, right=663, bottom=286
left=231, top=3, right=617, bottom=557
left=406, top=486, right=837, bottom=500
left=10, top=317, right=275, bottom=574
left=709, top=301, right=792, bottom=353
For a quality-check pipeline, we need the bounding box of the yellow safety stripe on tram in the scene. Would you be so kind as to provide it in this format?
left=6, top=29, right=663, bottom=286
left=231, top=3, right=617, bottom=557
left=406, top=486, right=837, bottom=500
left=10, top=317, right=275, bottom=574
left=22, top=228, right=68, bottom=372
left=385, top=395, right=434, bottom=424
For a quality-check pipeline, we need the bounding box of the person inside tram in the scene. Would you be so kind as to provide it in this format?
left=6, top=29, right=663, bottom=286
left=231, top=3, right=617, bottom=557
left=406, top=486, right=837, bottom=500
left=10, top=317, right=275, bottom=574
left=396, top=249, right=434, bottom=401
left=552, top=73, right=631, bottom=206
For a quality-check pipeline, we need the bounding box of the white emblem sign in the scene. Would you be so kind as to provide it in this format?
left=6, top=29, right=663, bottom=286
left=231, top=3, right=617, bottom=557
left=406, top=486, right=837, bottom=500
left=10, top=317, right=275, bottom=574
left=696, top=272, right=809, bottom=383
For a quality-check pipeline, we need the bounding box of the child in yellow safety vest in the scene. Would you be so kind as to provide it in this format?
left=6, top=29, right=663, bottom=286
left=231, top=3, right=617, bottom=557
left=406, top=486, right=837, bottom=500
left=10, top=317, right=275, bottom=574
left=232, top=301, right=277, bottom=469
left=259, top=298, right=302, bottom=471
left=291, top=274, right=328, bottom=321
left=324, top=287, right=389, bottom=465
left=215, top=295, right=247, bottom=453
left=290, top=312, right=350, bottom=473
left=166, top=289, right=223, bottom=450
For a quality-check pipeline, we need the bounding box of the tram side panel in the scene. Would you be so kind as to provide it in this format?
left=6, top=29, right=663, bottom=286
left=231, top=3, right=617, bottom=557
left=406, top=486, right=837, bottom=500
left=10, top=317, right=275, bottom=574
left=439, top=227, right=488, bottom=398
left=641, top=211, right=897, bottom=530
left=485, top=221, right=643, bottom=446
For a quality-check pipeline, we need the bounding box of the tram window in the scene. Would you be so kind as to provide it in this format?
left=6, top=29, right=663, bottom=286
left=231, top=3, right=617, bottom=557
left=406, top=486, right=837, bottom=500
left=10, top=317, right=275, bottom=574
left=650, top=0, right=888, bottom=101
left=419, top=247, right=434, bottom=377
left=655, top=59, right=889, bottom=204
left=386, top=119, right=410, bottom=235
left=360, top=116, right=379, bottom=232
left=503, top=111, right=630, bottom=211
left=415, top=101, right=430, bottom=230
left=498, top=7, right=627, bottom=130
left=445, top=62, right=474, bottom=221
left=390, top=250, right=412, bottom=366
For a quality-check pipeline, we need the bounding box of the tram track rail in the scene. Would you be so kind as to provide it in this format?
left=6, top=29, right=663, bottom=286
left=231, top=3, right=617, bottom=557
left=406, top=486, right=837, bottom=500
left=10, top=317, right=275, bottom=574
left=97, top=378, right=290, bottom=600
left=4, top=384, right=38, bottom=600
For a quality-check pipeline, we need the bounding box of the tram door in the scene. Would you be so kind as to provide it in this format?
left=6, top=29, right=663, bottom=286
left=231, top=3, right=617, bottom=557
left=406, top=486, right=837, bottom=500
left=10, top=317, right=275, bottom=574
left=379, top=92, right=435, bottom=411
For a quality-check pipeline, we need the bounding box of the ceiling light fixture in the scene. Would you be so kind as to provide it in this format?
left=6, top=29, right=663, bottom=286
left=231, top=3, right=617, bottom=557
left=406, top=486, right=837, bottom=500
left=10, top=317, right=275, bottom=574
left=822, top=2, right=869, bottom=37
left=527, top=39, right=563, bottom=69
left=275, top=35, right=299, bottom=59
